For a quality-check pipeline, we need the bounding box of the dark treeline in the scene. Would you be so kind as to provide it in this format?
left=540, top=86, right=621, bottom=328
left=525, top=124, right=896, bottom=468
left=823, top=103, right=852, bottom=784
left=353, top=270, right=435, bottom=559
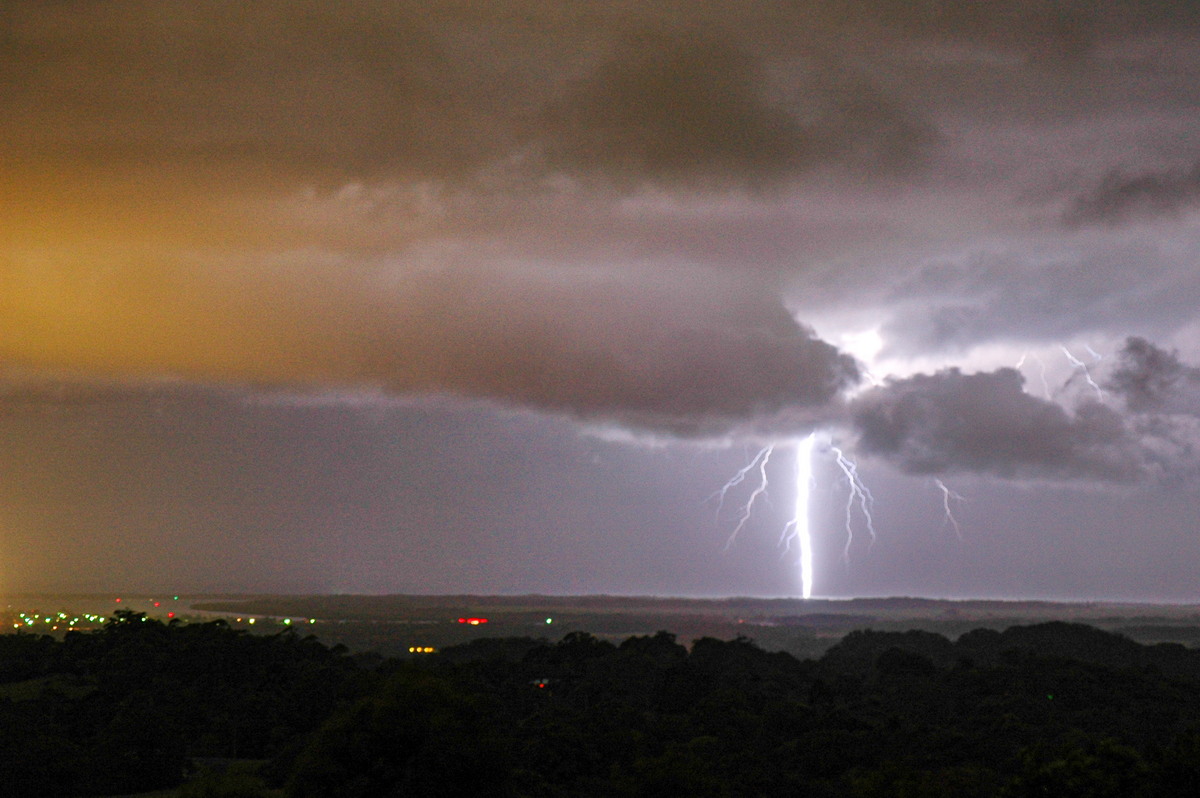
left=3, top=613, right=1200, bottom=796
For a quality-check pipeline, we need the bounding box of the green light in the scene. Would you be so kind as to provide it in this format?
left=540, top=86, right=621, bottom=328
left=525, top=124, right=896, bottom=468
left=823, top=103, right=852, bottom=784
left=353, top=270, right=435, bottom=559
left=545, top=618, right=553, bottom=624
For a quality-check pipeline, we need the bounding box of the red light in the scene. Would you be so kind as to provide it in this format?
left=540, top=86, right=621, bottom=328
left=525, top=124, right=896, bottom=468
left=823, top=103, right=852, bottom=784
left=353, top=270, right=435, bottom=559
left=167, top=612, right=175, bottom=619
left=115, top=598, right=122, bottom=603
left=457, top=617, right=489, bottom=625
left=457, top=618, right=466, bottom=623
left=153, top=602, right=160, bottom=607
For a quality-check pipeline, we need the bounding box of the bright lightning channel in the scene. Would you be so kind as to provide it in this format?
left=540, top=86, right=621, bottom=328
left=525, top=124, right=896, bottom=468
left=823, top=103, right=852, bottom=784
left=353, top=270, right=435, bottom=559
left=710, top=445, right=771, bottom=517
left=716, top=445, right=774, bottom=550
left=830, top=445, right=877, bottom=561
left=1016, top=350, right=1052, bottom=398
left=934, top=478, right=965, bottom=540
left=793, top=434, right=816, bottom=599
left=716, top=435, right=875, bottom=600
left=1060, top=344, right=1105, bottom=401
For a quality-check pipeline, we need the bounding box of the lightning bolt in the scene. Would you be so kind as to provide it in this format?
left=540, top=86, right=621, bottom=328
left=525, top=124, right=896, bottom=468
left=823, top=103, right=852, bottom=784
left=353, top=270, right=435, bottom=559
left=1060, top=345, right=1105, bottom=401
left=793, top=434, right=816, bottom=599
left=717, top=435, right=878, bottom=600
left=934, top=478, right=965, bottom=540
left=1016, top=350, right=1052, bottom=398
left=860, top=368, right=884, bottom=387
left=709, top=445, right=772, bottom=519
left=830, top=445, right=877, bottom=562
left=717, top=438, right=818, bottom=598
left=717, top=445, right=774, bottom=550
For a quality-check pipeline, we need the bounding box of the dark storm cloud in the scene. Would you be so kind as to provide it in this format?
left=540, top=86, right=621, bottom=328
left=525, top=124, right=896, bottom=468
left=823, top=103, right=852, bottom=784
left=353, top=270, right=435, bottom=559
left=0, top=264, right=859, bottom=438
left=538, top=34, right=817, bottom=185
left=0, top=2, right=518, bottom=181
left=537, top=31, right=929, bottom=187
left=0, top=0, right=929, bottom=191
left=1066, top=161, right=1200, bottom=226
left=1108, top=337, right=1200, bottom=414
left=357, top=268, right=862, bottom=436
left=5, top=0, right=1199, bottom=196
left=850, top=368, right=1143, bottom=481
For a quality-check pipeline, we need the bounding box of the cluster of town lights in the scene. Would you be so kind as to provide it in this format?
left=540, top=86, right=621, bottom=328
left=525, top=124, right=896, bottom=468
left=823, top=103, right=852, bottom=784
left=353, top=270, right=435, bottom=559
left=11, top=611, right=103, bottom=631
left=4, top=598, right=322, bottom=633
left=7, top=601, right=543, bottom=652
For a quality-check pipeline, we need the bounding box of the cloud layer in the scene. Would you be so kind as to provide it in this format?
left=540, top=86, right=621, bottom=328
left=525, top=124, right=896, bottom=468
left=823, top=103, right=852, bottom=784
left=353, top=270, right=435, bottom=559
left=850, top=368, right=1141, bottom=482
left=845, top=339, right=1200, bottom=485
left=0, top=262, right=859, bottom=436
left=5, top=1, right=1200, bottom=465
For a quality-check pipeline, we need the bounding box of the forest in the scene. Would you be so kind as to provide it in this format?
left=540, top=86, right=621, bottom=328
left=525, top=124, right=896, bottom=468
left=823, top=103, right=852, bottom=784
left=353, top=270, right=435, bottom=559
left=2, top=612, right=1199, bottom=796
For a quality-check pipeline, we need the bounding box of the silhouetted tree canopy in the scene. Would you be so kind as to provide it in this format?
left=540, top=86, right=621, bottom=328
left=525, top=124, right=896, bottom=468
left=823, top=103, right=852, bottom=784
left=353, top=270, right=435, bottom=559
left=3, top=618, right=1200, bottom=795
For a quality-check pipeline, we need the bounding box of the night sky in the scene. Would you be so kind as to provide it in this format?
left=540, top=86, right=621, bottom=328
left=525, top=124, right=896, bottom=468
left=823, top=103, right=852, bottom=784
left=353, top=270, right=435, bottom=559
left=5, top=2, right=1200, bottom=600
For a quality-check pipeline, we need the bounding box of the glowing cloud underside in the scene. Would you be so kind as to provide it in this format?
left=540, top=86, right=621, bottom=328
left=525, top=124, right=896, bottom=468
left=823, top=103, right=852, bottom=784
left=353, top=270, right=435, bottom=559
left=795, top=434, right=816, bottom=599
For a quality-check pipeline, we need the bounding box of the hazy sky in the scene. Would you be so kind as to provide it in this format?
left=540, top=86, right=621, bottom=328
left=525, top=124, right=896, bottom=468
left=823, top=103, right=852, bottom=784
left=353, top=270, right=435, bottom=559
left=5, top=2, right=1200, bottom=599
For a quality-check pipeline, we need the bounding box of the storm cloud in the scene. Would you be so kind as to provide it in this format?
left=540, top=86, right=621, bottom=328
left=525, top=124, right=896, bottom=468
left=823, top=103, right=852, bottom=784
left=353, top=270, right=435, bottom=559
left=1066, top=162, right=1200, bottom=226
left=848, top=339, right=1200, bottom=485
left=850, top=368, right=1143, bottom=482
left=6, top=1, right=1200, bottom=435
left=1109, top=337, right=1200, bottom=416
left=0, top=262, right=858, bottom=437
left=0, top=1, right=931, bottom=192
